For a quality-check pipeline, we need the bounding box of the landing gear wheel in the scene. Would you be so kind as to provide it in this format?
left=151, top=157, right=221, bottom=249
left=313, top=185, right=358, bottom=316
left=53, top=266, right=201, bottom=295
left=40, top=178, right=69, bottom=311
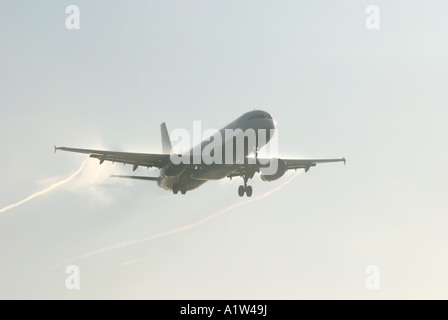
left=173, top=183, right=179, bottom=195
left=245, top=185, right=253, bottom=197
left=238, top=185, right=245, bottom=197
left=180, top=186, right=187, bottom=195
left=239, top=164, right=255, bottom=197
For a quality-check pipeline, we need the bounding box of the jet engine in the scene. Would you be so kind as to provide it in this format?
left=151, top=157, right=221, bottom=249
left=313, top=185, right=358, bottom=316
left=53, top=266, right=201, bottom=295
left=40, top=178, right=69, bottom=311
left=260, top=159, right=287, bottom=182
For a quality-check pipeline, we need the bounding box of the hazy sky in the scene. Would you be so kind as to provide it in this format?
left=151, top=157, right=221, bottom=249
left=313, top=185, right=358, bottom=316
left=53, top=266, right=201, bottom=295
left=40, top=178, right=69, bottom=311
left=1, top=0, right=447, bottom=299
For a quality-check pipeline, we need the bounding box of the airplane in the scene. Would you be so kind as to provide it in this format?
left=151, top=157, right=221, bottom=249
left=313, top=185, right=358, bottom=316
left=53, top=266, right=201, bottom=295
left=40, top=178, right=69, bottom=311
left=55, top=110, right=345, bottom=197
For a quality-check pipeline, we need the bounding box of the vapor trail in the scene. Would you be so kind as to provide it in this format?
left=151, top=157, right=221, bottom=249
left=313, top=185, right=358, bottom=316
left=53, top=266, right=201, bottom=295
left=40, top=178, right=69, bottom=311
left=0, top=161, right=87, bottom=214
left=57, top=172, right=300, bottom=267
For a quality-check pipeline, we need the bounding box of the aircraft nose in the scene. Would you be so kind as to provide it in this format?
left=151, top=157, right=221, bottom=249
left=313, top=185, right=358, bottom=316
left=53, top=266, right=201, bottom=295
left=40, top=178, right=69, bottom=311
left=263, top=118, right=276, bottom=131
left=256, top=118, right=275, bottom=131
left=259, top=118, right=276, bottom=143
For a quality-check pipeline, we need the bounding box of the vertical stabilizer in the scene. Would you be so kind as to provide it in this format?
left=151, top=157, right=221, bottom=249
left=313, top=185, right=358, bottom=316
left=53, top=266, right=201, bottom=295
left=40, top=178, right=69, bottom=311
left=160, top=122, right=172, bottom=154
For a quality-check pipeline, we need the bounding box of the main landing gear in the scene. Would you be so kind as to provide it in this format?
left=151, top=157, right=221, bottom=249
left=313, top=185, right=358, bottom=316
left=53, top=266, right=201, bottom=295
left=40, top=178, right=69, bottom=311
left=238, top=184, right=252, bottom=197
left=237, top=153, right=258, bottom=197
left=173, top=183, right=186, bottom=195
left=238, top=174, right=253, bottom=197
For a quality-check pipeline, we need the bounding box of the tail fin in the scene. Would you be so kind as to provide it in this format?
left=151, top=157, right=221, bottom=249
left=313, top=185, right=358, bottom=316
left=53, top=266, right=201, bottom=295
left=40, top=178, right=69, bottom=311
left=160, top=122, right=172, bottom=154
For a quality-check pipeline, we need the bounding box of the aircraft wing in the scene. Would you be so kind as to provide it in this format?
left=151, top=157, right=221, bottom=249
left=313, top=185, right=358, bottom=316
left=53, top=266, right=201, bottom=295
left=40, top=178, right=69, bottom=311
left=227, top=157, right=345, bottom=178
left=282, top=157, right=346, bottom=171
left=54, top=146, right=170, bottom=170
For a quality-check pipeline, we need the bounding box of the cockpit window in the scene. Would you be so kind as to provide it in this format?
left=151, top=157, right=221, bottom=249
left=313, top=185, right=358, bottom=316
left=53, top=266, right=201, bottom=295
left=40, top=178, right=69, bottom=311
left=247, top=114, right=272, bottom=121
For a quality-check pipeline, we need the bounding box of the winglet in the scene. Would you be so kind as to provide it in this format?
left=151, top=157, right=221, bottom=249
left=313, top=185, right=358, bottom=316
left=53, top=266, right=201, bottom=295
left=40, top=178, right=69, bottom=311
left=54, top=145, right=58, bottom=154
left=343, top=157, right=346, bottom=165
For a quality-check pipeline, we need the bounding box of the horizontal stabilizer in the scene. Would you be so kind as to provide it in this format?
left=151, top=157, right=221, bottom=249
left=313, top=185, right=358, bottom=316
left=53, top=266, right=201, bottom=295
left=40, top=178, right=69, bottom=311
left=110, top=175, right=160, bottom=181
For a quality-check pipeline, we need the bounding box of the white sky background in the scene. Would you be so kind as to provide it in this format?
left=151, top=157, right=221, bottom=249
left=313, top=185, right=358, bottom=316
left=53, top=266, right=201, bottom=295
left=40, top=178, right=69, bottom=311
left=0, top=0, right=447, bottom=299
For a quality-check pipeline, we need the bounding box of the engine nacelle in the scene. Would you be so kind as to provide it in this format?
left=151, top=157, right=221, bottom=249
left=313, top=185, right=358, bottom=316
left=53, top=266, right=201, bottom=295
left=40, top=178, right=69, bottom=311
left=260, top=159, right=287, bottom=182
left=161, top=164, right=185, bottom=177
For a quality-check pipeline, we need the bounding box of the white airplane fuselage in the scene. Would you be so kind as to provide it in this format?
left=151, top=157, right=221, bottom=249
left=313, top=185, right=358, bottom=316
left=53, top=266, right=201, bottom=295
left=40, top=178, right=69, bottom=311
left=157, top=110, right=276, bottom=192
